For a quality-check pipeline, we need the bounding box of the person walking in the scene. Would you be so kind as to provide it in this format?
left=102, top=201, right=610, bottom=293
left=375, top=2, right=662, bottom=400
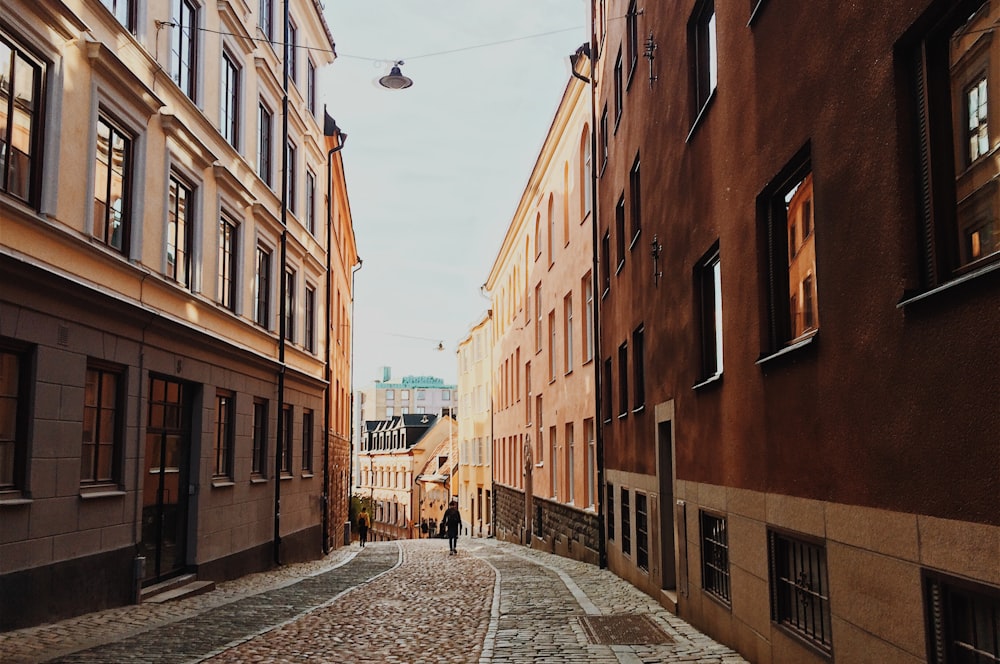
left=358, top=508, right=371, bottom=547
left=443, top=500, right=461, bottom=554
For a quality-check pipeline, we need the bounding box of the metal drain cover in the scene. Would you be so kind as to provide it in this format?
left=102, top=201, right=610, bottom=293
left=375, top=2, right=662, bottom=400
left=578, top=614, right=674, bottom=645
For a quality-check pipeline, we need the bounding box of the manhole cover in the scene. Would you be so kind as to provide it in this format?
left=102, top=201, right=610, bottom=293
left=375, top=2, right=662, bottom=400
left=578, top=614, right=674, bottom=645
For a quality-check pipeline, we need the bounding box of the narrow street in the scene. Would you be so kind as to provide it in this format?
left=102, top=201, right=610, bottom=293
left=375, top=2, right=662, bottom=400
left=1, top=540, right=747, bottom=664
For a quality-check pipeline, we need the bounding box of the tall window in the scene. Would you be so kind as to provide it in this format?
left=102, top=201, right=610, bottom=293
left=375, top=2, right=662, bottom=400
left=602, top=357, right=613, bottom=423
left=601, top=232, right=611, bottom=296
left=620, top=487, right=631, bottom=556
left=548, top=310, right=556, bottom=381
left=81, top=364, right=122, bottom=485
left=632, top=325, right=645, bottom=409
left=549, top=425, right=557, bottom=499
left=252, top=398, right=268, bottom=476
left=287, top=19, right=298, bottom=84
left=585, top=419, right=595, bottom=507
left=304, top=285, right=315, bottom=352
left=613, top=47, right=623, bottom=128
left=284, top=269, right=296, bottom=342
left=547, top=194, right=555, bottom=266
left=524, top=361, right=531, bottom=423
left=254, top=244, right=271, bottom=328
left=257, top=103, right=272, bottom=186
left=912, top=1, right=1000, bottom=284
left=305, top=169, right=316, bottom=234
left=924, top=572, right=1000, bottom=664
left=280, top=404, right=292, bottom=475
left=101, top=0, right=135, bottom=32
left=214, top=391, right=234, bottom=479
left=626, top=0, right=639, bottom=81
left=583, top=274, right=594, bottom=362
left=759, top=153, right=818, bottom=352
left=600, top=105, right=609, bottom=172
left=0, top=32, right=45, bottom=205
left=534, top=283, right=542, bottom=352
left=630, top=153, right=641, bottom=242
left=636, top=492, right=648, bottom=571
left=302, top=409, right=314, bottom=472
left=697, top=243, right=724, bottom=379
left=581, top=126, right=592, bottom=220
left=167, top=174, right=193, bottom=288
left=306, top=59, right=317, bottom=115
left=221, top=50, right=240, bottom=149
left=563, top=293, right=573, bottom=374
left=565, top=423, right=575, bottom=504
left=170, top=0, right=198, bottom=100
left=769, top=530, right=832, bottom=653
left=615, top=194, right=626, bottom=270
left=259, top=0, right=273, bottom=41
left=617, top=342, right=628, bottom=417
left=287, top=141, right=297, bottom=213
left=94, top=115, right=132, bottom=254
left=701, top=511, right=731, bottom=604
left=690, top=0, right=718, bottom=119
left=0, top=343, right=29, bottom=492
left=606, top=482, right=615, bottom=541
left=218, top=216, right=238, bottom=311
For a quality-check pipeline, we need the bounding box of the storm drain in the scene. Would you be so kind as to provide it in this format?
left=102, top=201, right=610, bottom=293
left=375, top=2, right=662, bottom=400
left=578, top=614, right=674, bottom=645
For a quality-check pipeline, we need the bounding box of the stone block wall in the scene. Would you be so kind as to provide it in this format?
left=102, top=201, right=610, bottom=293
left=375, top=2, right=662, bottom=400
left=494, top=484, right=600, bottom=565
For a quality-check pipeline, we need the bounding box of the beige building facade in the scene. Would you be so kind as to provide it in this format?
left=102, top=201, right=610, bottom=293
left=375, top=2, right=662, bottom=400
left=484, top=46, right=600, bottom=563
left=455, top=312, right=492, bottom=537
left=0, top=0, right=354, bottom=629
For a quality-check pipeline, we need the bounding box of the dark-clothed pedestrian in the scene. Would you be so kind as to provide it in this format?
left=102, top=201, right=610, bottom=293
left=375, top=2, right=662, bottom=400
left=358, top=508, right=371, bottom=547
left=443, top=500, right=461, bottom=554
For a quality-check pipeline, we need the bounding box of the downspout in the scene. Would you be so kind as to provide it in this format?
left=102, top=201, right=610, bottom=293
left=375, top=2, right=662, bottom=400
left=322, top=115, right=349, bottom=554
left=347, top=257, right=362, bottom=542
left=274, top=0, right=290, bottom=567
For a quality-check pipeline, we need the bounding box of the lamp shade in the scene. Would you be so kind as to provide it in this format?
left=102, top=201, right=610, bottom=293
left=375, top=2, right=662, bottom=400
left=379, top=64, right=413, bottom=90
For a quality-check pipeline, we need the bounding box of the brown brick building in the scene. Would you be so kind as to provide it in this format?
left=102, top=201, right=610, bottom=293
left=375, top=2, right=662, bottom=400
left=591, top=0, right=999, bottom=662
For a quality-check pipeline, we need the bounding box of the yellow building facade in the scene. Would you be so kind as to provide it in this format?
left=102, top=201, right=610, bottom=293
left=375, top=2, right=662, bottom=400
left=456, top=312, right=493, bottom=537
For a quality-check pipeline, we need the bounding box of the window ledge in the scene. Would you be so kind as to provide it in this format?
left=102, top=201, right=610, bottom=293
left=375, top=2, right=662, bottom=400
left=756, top=333, right=817, bottom=367
left=693, top=373, right=723, bottom=391
left=897, top=259, right=1000, bottom=308
left=250, top=476, right=269, bottom=484
left=212, top=479, right=235, bottom=488
left=279, top=474, right=293, bottom=482
left=631, top=404, right=646, bottom=414
left=616, top=261, right=625, bottom=275
left=301, top=472, right=314, bottom=479
left=686, top=89, right=717, bottom=143
left=618, top=412, right=628, bottom=420
left=0, top=495, right=32, bottom=506
left=628, top=231, right=642, bottom=251
left=79, top=489, right=126, bottom=500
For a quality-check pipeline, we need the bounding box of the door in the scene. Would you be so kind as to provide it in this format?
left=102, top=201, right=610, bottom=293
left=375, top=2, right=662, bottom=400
left=141, top=377, right=192, bottom=584
left=658, top=421, right=677, bottom=591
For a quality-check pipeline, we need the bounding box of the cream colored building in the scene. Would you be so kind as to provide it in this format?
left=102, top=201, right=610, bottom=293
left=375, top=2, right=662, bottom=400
left=0, top=0, right=354, bottom=629
left=456, top=312, right=493, bottom=536
left=483, top=45, right=600, bottom=562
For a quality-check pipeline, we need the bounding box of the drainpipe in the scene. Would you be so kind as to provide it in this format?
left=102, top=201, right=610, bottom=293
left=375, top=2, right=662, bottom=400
left=346, top=257, right=362, bottom=545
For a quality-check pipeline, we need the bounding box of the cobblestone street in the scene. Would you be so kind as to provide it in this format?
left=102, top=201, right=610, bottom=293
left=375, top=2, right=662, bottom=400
left=1, top=539, right=747, bottom=664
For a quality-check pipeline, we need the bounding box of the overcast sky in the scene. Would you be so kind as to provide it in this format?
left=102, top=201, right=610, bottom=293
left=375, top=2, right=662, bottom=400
left=319, top=1, right=589, bottom=386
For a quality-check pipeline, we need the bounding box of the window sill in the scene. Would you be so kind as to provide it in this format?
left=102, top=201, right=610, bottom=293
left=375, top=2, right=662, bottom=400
left=212, top=479, right=235, bottom=488
left=564, top=369, right=573, bottom=377
left=280, top=474, right=293, bottom=481
left=756, top=332, right=817, bottom=367
left=0, top=494, right=32, bottom=506
left=301, top=472, right=314, bottom=479
left=897, top=258, right=1000, bottom=308
left=631, top=404, right=645, bottom=414
left=628, top=231, right=642, bottom=252
left=250, top=476, right=269, bottom=484
left=616, top=261, right=625, bottom=276
left=79, top=489, right=126, bottom=500
left=686, top=89, right=717, bottom=144
left=618, top=412, right=628, bottom=420
left=693, top=372, right=723, bottom=391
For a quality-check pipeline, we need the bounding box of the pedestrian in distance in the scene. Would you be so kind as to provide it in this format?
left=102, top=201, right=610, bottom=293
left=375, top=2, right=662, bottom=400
left=358, top=508, right=371, bottom=547
left=443, top=499, right=461, bottom=554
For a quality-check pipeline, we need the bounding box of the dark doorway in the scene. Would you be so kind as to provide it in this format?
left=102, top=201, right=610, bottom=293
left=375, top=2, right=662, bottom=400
left=141, top=377, right=192, bottom=584
left=658, top=421, right=676, bottom=591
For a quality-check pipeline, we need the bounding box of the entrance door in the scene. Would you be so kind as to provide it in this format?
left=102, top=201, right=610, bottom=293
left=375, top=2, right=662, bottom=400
left=658, top=421, right=677, bottom=591
left=141, top=377, right=192, bottom=584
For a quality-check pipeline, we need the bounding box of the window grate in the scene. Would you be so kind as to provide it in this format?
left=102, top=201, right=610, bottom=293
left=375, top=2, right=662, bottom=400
left=769, top=530, right=831, bottom=652
left=700, top=511, right=730, bottom=604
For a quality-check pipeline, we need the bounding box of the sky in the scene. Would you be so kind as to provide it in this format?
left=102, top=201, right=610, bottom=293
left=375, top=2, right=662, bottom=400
left=318, top=1, right=589, bottom=386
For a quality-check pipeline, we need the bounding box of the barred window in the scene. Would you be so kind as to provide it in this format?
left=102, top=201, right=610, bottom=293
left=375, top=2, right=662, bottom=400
left=768, top=530, right=832, bottom=652
left=700, top=510, right=730, bottom=604
left=621, top=487, right=631, bottom=557
left=636, top=492, right=648, bottom=571
left=606, top=482, right=615, bottom=541
left=924, top=572, right=1000, bottom=664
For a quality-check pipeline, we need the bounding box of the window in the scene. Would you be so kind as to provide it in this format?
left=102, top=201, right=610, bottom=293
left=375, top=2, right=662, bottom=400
left=304, top=284, right=315, bottom=352
left=303, top=411, right=316, bottom=470
left=385, top=389, right=394, bottom=400
left=81, top=364, right=123, bottom=485
left=535, top=395, right=543, bottom=463
left=221, top=50, right=240, bottom=149
left=288, top=19, right=297, bottom=85
left=534, top=283, right=543, bottom=352
left=549, top=425, right=557, bottom=498
left=0, top=31, right=45, bottom=205
left=606, top=482, right=615, bottom=541
left=759, top=152, right=818, bottom=352
left=400, top=389, right=409, bottom=400
left=305, top=169, right=316, bottom=234
left=630, top=153, right=641, bottom=243
left=924, top=572, right=1000, bottom=664
left=583, top=274, right=594, bottom=362
left=252, top=398, right=268, bottom=476
left=700, top=511, right=730, bottom=604
left=697, top=243, right=724, bottom=380
left=585, top=419, right=595, bottom=507
left=563, top=293, right=573, bottom=374
left=548, top=195, right=555, bottom=266
left=601, top=232, right=611, bottom=296
left=214, top=391, right=234, bottom=479
left=101, top=0, right=135, bottom=32
left=534, top=213, right=542, bottom=259
left=566, top=423, right=575, bottom=503
left=0, top=343, right=30, bottom=492
left=525, top=361, right=532, bottom=423
left=912, top=2, right=1000, bottom=285
left=254, top=244, right=272, bottom=328
left=259, top=0, right=273, bottom=41
left=170, top=0, right=198, bottom=100
left=416, top=389, right=425, bottom=400
left=620, top=487, right=631, bottom=556
left=258, top=103, right=272, bottom=186
left=636, top=492, right=648, bottom=571
left=613, top=47, right=623, bottom=128
left=442, top=390, right=451, bottom=400
left=307, top=59, right=317, bottom=115
left=167, top=174, right=193, bottom=288
left=284, top=269, right=296, bottom=342
left=617, top=342, right=628, bottom=417
left=548, top=310, right=556, bottom=381
left=287, top=141, right=297, bottom=213
left=218, top=216, right=238, bottom=311
left=94, top=115, right=133, bottom=254
left=386, top=406, right=394, bottom=417
left=616, top=195, right=626, bottom=270
left=602, top=357, right=613, bottom=423
left=768, top=530, right=832, bottom=653
left=626, top=0, right=639, bottom=82
left=280, top=403, right=292, bottom=475
left=581, top=126, right=592, bottom=220
left=690, top=0, right=717, bottom=120
left=600, top=104, right=609, bottom=172
left=632, top=325, right=645, bottom=409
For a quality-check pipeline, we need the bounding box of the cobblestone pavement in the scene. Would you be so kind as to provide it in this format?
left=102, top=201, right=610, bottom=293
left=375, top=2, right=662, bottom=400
left=1, top=539, right=748, bottom=664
